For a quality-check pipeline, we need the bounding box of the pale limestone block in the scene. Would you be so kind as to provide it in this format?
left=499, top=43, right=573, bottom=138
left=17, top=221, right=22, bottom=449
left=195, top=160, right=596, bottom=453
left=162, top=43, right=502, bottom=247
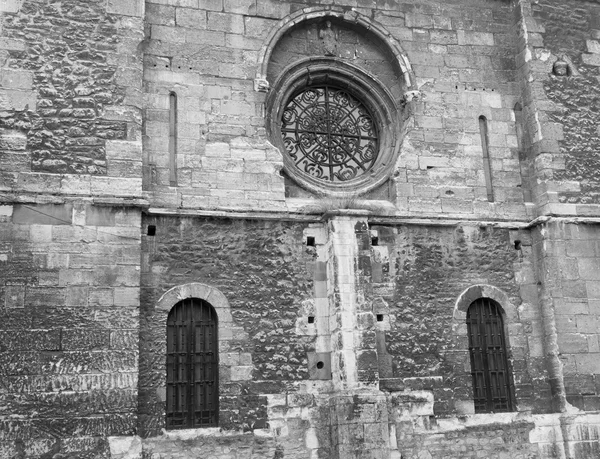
left=243, top=160, right=279, bottom=174
left=0, top=37, right=25, bottom=51
left=220, top=352, right=241, bottom=366
left=587, top=40, right=600, bottom=54
left=180, top=194, right=210, bottom=208
left=176, top=8, right=207, bottom=28
left=256, top=1, right=289, bottom=19
left=47, top=253, right=69, bottom=269
left=185, top=29, right=225, bottom=46
left=181, top=110, right=206, bottom=124
left=481, top=92, right=503, bottom=108
left=115, top=67, right=142, bottom=89
left=574, top=353, right=600, bottom=374
left=408, top=197, right=442, bottom=213
left=0, top=0, right=23, bottom=13
left=202, top=157, right=244, bottom=172
left=239, top=352, right=252, bottom=365
left=1, top=69, right=33, bottom=90
left=114, top=209, right=141, bottom=228
left=0, top=128, right=27, bottom=151
left=219, top=99, right=253, bottom=115
left=0, top=205, right=13, bottom=216
left=0, top=89, right=37, bottom=110
left=577, top=258, right=600, bottom=281
left=205, top=142, right=231, bottom=157
left=210, top=188, right=244, bottom=200
left=107, top=436, right=142, bottom=459
left=230, top=365, right=253, bottom=381
left=30, top=225, right=53, bottom=243
left=206, top=85, right=232, bottom=99
left=90, top=177, right=142, bottom=197
left=506, top=134, right=518, bottom=148
left=582, top=53, right=600, bottom=66
left=226, top=33, right=263, bottom=50
left=106, top=0, right=144, bottom=17
left=17, top=173, right=61, bottom=194
left=103, top=106, right=143, bottom=123
left=114, top=287, right=140, bottom=307
left=65, top=286, right=89, bottom=307
left=418, top=156, right=450, bottom=169
left=5, top=285, right=24, bottom=309
left=458, top=30, right=494, bottom=46
left=145, top=94, right=170, bottom=110
left=60, top=175, right=92, bottom=195
left=106, top=140, right=143, bottom=161
left=224, top=0, right=254, bottom=14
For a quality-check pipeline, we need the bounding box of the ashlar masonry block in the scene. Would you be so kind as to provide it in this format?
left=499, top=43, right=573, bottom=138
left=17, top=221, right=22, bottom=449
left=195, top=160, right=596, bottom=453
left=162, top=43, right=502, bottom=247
left=0, top=0, right=22, bottom=13
left=176, top=8, right=207, bottom=28
left=107, top=0, right=144, bottom=17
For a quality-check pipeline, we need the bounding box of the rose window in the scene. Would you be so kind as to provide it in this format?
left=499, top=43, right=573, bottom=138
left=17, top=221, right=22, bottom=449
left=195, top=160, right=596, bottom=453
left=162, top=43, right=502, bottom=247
left=281, top=86, right=379, bottom=183
left=266, top=59, right=402, bottom=195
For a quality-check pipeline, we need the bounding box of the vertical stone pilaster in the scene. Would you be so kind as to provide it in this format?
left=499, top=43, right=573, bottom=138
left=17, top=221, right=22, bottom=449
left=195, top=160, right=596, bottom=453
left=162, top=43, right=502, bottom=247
left=325, top=213, right=391, bottom=459
left=531, top=221, right=567, bottom=414
left=329, top=215, right=361, bottom=390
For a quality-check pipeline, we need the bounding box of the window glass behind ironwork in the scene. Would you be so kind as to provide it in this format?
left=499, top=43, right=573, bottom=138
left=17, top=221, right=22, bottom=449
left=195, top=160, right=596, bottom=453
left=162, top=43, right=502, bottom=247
left=281, top=85, right=379, bottom=182
left=466, top=298, right=514, bottom=413
left=166, top=298, right=219, bottom=429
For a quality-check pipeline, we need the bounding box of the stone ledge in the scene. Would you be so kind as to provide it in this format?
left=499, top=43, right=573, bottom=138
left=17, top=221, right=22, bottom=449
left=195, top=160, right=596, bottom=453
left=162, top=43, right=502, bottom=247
left=379, top=378, right=406, bottom=392
left=0, top=192, right=149, bottom=208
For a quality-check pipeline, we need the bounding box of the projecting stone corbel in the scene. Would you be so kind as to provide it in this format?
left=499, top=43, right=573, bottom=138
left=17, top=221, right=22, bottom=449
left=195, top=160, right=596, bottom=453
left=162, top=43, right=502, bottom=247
left=403, top=90, right=422, bottom=103
left=254, top=77, right=269, bottom=92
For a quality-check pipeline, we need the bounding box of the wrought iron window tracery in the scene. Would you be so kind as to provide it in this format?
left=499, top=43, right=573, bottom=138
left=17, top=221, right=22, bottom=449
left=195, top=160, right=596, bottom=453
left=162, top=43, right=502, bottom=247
left=166, top=298, right=219, bottom=429
left=280, top=85, right=379, bottom=183
left=466, top=298, right=514, bottom=413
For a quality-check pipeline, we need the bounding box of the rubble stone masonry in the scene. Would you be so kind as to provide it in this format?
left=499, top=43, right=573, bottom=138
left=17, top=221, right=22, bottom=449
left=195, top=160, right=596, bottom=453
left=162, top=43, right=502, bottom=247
left=1, top=0, right=600, bottom=458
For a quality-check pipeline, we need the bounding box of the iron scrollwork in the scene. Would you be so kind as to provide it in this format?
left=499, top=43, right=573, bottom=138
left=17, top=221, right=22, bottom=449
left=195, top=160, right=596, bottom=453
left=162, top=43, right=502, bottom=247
left=281, top=86, right=379, bottom=183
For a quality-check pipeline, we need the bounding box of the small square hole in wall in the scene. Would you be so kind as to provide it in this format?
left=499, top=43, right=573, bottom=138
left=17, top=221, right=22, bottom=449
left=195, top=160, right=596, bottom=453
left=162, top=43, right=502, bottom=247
left=308, top=316, right=315, bottom=324
left=376, top=314, right=384, bottom=322
left=371, top=237, right=379, bottom=246
left=147, top=225, right=156, bottom=236
left=306, top=236, right=316, bottom=247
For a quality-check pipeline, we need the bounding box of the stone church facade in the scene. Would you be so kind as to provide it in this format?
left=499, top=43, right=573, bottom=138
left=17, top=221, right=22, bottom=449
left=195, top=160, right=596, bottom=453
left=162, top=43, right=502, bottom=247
left=1, top=0, right=600, bottom=457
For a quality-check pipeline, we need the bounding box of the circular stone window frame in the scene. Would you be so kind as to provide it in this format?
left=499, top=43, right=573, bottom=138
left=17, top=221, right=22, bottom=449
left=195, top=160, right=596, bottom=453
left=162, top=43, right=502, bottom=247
left=266, top=57, right=402, bottom=197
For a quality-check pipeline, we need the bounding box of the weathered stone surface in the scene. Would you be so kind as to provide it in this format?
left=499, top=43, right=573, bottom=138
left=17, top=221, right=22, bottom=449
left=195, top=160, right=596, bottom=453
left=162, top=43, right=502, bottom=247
left=0, top=201, right=141, bottom=457
left=0, top=0, right=130, bottom=175
left=2, top=0, right=600, bottom=458
left=139, top=216, right=314, bottom=436
left=535, top=0, right=600, bottom=206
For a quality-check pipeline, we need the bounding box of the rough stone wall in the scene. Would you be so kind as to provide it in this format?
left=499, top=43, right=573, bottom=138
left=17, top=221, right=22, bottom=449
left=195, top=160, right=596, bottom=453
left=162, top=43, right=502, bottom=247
left=139, top=216, right=319, bottom=452
left=369, top=223, right=548, bottom=415
left=532, top=221, right=600, bottom=411
left=0, top=203, right=141, bottom=458
left=533, top=0, right=600, bottom=207
left=1, top=0, right=600, bottom=458
left=1, top=0, right=125, bottom=174
left=514, top=0, right=600, bottom=216
left=0, top=0, right=144, bottom=198
left=0, top=1, right=145, bottom=458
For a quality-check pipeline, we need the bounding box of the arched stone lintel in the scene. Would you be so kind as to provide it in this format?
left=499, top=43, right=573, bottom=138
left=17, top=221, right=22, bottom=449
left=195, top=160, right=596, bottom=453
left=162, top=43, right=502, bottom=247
left=255, top=6, right=416, bottom=91
left=157, top=282, right=233, bottom=325
left=453, top=284, right=515, bottom=321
